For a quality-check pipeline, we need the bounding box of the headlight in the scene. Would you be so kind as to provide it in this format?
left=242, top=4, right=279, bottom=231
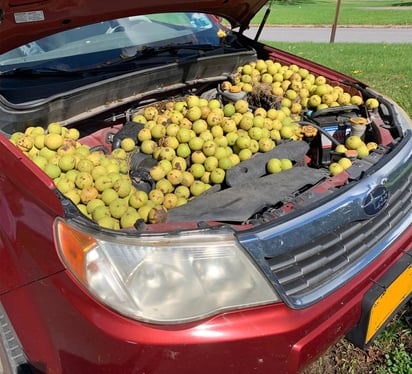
left=55, top=218, right=279, bottom=324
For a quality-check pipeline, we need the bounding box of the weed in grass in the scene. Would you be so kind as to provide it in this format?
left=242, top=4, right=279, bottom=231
left=384, top=344, right=412, bottom=373
left=373, top=310, right=412, bottom=373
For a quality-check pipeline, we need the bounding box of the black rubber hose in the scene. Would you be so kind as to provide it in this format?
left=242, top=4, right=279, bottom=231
left=298, top=120, right=342, bottom=147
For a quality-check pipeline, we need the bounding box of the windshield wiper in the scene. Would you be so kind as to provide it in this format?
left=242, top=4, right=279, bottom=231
left=115, top=42, right=226, bottom=62
left=141, top=43, right=224, bottom=55
left=1, top=66, right=85, bottom=77
left=0, top=58, right=169, bottom=77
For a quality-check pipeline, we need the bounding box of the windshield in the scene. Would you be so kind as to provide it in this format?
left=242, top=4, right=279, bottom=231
left=0, top=12, right=223, bottom=72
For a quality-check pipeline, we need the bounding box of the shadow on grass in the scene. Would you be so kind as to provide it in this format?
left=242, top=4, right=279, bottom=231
left=391, top=2, right=412, bottom=6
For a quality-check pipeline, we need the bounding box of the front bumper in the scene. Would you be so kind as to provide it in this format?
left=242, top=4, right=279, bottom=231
left=1, top=227, right=411, bottom=374
left=346, top=249, right=412, bottom=348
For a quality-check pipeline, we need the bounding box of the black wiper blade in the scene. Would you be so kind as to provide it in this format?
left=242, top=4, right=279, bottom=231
left=145, top=43, right=222, bottom=54
left=1, top=66, right=84, bottom=77
left=80, top=43, right=226, bottom=71
left=119, top=42, right=224, bottom=61
left=0, top=60, right=146, bottom=76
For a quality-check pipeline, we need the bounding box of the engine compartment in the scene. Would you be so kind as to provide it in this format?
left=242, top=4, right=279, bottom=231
left=5, top=53, right=398, bottom=230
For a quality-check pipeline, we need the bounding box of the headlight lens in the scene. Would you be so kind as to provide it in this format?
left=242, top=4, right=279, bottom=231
left=55, top=219, right=279, bottom=324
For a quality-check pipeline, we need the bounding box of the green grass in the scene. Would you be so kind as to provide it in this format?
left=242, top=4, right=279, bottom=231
left=265, top=41, right=412, bottom=116
left=251, top=0, right=412, bottom=26
left=374, top=307, right=412, bottom=374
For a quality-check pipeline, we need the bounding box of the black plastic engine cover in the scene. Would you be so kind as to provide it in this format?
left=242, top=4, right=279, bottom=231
left=225, top=141, right=309, bottom=186
left=167, top=165, right=326, bottom=223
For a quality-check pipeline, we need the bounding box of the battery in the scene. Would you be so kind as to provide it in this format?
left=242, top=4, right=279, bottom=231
left=307, top=115, right=353, bottom=167
left=319, top=123, right=351, bottom=164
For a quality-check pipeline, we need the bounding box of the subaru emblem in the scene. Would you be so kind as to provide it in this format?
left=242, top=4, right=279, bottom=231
left=363, top=185, right=389, bottom=216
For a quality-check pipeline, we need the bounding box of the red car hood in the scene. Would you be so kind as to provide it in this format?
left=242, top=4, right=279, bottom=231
left=0, top=0, right=266, bottom=53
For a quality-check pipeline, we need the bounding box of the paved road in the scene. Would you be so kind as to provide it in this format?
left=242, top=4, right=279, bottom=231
left=244, top=26, right=412, bottom=43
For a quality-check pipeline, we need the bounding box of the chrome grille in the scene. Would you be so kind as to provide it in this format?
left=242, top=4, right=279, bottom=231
left=265, top=171, right=412, bottom=306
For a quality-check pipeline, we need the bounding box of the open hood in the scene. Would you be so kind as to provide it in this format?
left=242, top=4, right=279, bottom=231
left=0, top=0, right=266, bottom=53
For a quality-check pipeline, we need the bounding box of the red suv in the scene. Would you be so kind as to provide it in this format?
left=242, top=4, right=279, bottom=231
left=0, top=1, right=411, bottom=373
